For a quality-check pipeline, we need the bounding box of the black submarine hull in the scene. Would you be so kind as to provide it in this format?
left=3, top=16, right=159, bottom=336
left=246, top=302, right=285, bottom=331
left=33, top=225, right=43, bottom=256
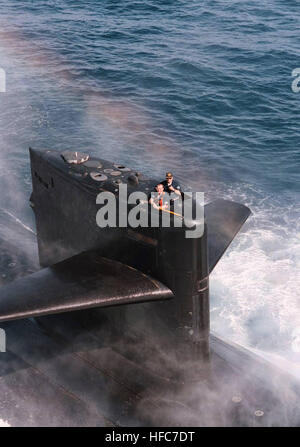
left=0, top=148, right=299, bottom=426
left=0, top=227, right=299, bottom=427
left=26, top=148, right=251, bottom=361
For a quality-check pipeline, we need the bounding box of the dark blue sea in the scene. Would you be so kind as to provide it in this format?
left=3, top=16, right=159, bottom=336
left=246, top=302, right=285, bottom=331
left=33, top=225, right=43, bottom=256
left=0, top=0, right=299, bottom=376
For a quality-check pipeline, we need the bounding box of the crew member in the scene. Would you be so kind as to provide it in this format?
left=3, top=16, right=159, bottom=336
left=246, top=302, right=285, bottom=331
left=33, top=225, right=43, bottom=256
left=161, top=172, right=181, bottom=196
left=149, top=183, right=168, bottom=210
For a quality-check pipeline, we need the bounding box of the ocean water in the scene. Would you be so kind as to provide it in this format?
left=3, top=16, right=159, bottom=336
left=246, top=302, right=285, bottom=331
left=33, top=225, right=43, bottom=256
left=0, top=0, right=299, bottom=374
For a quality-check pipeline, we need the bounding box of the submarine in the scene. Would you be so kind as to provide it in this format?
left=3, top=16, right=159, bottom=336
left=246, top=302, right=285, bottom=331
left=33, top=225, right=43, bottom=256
left=0, top=147, right=299, bottom=427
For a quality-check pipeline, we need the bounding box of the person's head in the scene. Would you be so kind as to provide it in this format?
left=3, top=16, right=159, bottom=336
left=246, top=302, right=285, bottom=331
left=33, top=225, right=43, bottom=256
left=166, top=172, right=173, bottom=185
left=156, top=183, right=164, bottom=194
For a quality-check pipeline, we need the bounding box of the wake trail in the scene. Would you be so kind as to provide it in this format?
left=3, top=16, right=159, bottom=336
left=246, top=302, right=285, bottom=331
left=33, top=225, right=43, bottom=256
left=1, top=209, right=36, bottom=235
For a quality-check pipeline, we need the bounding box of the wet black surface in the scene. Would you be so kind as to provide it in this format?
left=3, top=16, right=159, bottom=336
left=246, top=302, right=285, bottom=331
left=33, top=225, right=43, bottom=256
left=0, top=197, right=299, bottom=426
left=1, top=300, right=300, bottom=426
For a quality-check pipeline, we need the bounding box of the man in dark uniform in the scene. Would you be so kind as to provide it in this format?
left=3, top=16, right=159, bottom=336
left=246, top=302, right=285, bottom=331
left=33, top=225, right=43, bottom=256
left=148, top=172, right=182, bottom=210
left=161, top=172, right=181, bottom=196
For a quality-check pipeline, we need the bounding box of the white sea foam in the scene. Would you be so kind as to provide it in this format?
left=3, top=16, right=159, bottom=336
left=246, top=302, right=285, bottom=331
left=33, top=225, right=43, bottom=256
left=0, top=418, right=10, bottom=427
left=210, top=183, right=300, bottom=375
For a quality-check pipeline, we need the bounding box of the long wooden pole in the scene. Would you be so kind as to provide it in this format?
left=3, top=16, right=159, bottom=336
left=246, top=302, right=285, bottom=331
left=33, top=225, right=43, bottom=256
left=159, top=207, right=183, bottom=218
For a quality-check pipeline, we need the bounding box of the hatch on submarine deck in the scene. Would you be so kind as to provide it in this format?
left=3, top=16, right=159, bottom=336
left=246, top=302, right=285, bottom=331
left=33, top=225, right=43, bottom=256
left=0, top=148, right=299, bottom=426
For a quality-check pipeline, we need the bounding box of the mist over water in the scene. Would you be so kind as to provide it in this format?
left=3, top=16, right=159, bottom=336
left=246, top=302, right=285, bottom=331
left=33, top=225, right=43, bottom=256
left=0, top=0, right=299, bottom=381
